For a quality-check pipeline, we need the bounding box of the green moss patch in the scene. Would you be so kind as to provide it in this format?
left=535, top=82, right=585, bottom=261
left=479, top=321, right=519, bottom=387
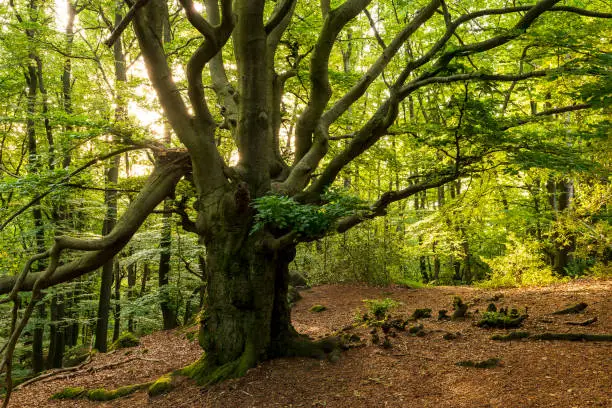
left=310, top=304, right=327, bottom=313
left=148, top=374, right=174, bottom=396
left=477, top=311, right=527, bottom=329
left=51, top=386, right=86, bottom=399
left=111, top=332, right=140, bottom=350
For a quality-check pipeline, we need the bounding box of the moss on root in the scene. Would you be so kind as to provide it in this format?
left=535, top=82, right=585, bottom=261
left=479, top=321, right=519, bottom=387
left=51, top=387, right=86, bottom=399
left=491, top=331, right=531, bottom=341
left=310, top=304, right=327, bottom=313
left=52, top=383, right=148, bottom=401
left=148, top=374, right=174, bottom=397
left=179, top=343, right=258, bottom=387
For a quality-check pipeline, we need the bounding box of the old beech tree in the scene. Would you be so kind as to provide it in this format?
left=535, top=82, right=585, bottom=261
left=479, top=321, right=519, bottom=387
left=0, top=0, right=610, bottom=384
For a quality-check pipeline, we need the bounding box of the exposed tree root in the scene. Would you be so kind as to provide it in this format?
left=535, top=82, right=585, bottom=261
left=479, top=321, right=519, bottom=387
left=491, top=331, right=612, bottom=342
left=530, top=333, right=612, bottom=342
left=491, top=331, right=531, bottom=341
left=565, top=317, right=597, bottom=326
left=51, top=382, right=151, bottom=401
left=552, top=302, right=588, bottom=315
left=13, top=355, right=92, bottom=390
left=176, top=335, right=343, bottom=391
left=456, top=357, right=502, bottom=368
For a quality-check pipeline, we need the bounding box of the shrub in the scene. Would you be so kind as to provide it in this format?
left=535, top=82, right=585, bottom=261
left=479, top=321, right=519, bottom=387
left=362, top=298, right=400, bottom=320
left=478, top=235, right=558, bottom=288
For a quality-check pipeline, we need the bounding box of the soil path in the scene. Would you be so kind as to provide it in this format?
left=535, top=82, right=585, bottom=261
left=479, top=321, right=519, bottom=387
left=4, top=279, right=611, bottom=407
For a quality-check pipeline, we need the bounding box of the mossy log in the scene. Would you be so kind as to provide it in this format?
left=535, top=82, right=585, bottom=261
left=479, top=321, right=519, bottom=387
left=477, top=312, right=527, bottom=329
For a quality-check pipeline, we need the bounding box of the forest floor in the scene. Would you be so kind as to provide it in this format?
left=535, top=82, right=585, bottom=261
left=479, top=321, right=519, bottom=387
left=3, top=278, right=611, bottom=408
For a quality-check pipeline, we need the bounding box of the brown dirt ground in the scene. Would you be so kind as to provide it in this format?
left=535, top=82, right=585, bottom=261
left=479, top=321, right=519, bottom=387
left=3, top=279, right=611, bottom=408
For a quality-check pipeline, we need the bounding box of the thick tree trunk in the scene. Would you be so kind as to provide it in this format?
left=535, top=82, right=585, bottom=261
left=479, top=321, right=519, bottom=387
left=199, top=233, right=291, bottom=367
left=193, top=190, right=302, bottom=379
left=127, top=257, right=136, bottom=333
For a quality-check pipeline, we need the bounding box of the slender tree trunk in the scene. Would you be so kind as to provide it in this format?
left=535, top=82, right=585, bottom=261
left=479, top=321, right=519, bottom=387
left=158, top=122, right=178, bottom=330
left=32, top=303, right=45, bottom=373
left=140, top=263, right=150, bottom=297
left=94, top=157, right=119, bottom=352
left=47, top=294, right=65, bottom=368
left=127, top=256, right=136, bottom=333
left=113, top=259, right=121, bottom=341
left=25, top=56, right=47, bottom=373
left=158, top=204, right=178, bottom=330
left=547, top=179, right=575, bottom=274
left=95, top=4, right=125, bottom=351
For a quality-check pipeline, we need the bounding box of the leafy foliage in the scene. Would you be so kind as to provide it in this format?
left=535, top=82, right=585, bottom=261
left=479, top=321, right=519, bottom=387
left=251, top=190, right=366, bottom=237
left=362, top=298, right=400, bottom=320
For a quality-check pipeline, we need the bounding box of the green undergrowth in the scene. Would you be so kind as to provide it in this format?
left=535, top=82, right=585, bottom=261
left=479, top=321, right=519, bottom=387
left=362, top=298, right=400, bottom=320
left=392, top=277, right=425, bottom=289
